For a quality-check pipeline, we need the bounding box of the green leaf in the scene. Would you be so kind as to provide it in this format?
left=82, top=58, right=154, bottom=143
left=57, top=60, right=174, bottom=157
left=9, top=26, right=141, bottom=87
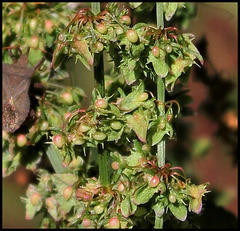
left=168, top=203, right=187, bottom=221
left=57, top=196, right=76, bottom=215
left=121, top=195, right=131, bottom=217
left=51, top=42, right=67, bottom=69
left=28, top=49, right=44, bottom=66
left=25, top=198, right=43, bottom=220
left=128, top=59, right=137, bottom=71
left=129, top=2, right=142, bottom=9
left=126, top=110, right=148, bottom=143
left=153, top=202, right=165, bottom=217
left=131, top=43, right=145, bottom=58
left=45, top=145, right=67, bottom=174
left=125, top=150, right=143, bottom=167
left=165, top=56, right=192, bottom=91
left=52, top=173, right=78, bottom=186
left=182, top=33, right=204, bottom=65
left=118, top=82, right=145, bottom=112
left=164, top=3, right=178, bottom=21
left=121, top=65, right=137, bottom=85
left=73, top=40, right=94, bottom=70
left=133, top=184, right=158, bottom=205
left=107, top=127, right=124, bottom=142
left=149, top=117, right=173, bottom=146
left=148, top=50, right=168, bottom=78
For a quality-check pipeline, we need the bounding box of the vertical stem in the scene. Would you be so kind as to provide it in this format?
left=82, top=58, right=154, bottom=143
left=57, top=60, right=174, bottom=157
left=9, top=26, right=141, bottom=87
left=91, top=2, right=101, bottom=15
left=156, top=3, right=164, bottom=29
left=94, top=55, right=105, bottom=97
left=91, top=2, right=110, bottom=187
left=156, top=3, right=165, bottom=229
left=156, top=3, right=165, bottom=168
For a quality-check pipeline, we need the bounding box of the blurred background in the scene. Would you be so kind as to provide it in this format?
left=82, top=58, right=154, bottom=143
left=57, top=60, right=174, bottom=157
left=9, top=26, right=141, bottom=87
left=2, top=2, right=238, bottom=228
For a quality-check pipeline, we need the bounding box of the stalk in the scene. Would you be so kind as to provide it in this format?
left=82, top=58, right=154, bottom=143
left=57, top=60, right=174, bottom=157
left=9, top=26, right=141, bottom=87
left=156, top=3, right=165, bottom=229
left=91, top=2, right=110, bottom=187
left=156, top=3, right=165, bottom=168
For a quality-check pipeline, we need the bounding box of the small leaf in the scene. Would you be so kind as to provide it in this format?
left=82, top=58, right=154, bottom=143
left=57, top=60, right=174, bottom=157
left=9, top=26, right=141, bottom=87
left=121, top=195, right=131, bottom=217
left=148, top=50, right=168, bottom=78
left=133, top=184, right=158, bottom=205
left=127, top=110, right=148, bottom=143
left=129, top=2, right=142, bottom=9
left=153, top=202, right=165, bottom=217
left=118, top=82, right=145, bottom=112
left=125, top=150, right=143, bottom=167
left=52, top=173, right=78, bottom=186
left=164, top=3, right=178, bottom=21
left=121, top=65, right=137, bottom=85
left=149, top=118, right=173, bottom=146
left=28, top=49, right=43, bottom=66
left=168, top=203, right=187, bottom=221
left=73, top=40, right=94, bottom=70
left=45, top=145, right=67, bottom=174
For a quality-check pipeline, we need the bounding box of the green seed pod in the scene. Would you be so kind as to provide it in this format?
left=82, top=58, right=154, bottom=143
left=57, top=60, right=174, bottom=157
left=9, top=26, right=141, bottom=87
left=110, top=121, right=122, bottom=130
left=93, top=131, right=107, bottom=141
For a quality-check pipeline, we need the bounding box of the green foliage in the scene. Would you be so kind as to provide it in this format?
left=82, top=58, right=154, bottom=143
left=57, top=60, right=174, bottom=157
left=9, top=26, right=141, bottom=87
left=2, top=2, right=210, bottom=229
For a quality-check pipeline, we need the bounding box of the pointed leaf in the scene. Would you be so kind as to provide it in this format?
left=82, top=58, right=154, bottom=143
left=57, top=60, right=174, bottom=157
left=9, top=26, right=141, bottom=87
left=164, top=3, right=178, bottom=21
left=73, top=40, right=93, bottom=70
left=133, top=184, right=158, bottom=205
left=168, top=203, right=187, bottom=221
left=148, top=50, right=168, bottom=78
left=127, top=110, right=148, bottom=143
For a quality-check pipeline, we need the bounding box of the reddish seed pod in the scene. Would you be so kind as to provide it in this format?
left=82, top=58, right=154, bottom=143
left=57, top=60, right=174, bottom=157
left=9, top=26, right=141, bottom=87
left=82, top=218, right=91, bottom=227
left=63, top=186, right=73, bottom=200
left=46, top=197, right=55, bottom=209
left=149, top=176, right=160, bottom=187
left=29, top=35, right=39, bottom=48
left=151, top=46, right=160, bottom=57
left=109, top=217, right=120, bottom=228
left=53, top=134, right=64, bottom=148
left=120, top=15, right=131, bottom=25
left=17, top=134, right=27, bottom=147
left=126, top=29, right=139, bottom=43
left=45, top=19, right=54, bottom=34
left=30, top=192, right=42, bottom=206
left=61, top=92, right=74, bottom=105
left=95, top=99, right=108, bottom=109
left=111, top=161, right=119, bottom=170
left=96, top=23, right=107, bottom=34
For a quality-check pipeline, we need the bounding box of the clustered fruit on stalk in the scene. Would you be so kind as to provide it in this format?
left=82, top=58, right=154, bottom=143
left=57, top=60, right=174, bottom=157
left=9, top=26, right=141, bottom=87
left=2, top=2, right=209, bottom=229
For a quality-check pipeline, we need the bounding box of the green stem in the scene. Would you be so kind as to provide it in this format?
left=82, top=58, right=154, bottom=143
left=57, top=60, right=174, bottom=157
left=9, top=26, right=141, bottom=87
left=97, top=147, right=110, bottom=187
left=91, top=2, right=110, bottom=187
left=91, top=2, right=101, bottom=15
left=154, top=216, right=164, bottom=229
left=156, top=2, right=165, bottom=172
left=156, top=2, right=164, bottom=29
left=156, top=3, right=165, bottom=228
